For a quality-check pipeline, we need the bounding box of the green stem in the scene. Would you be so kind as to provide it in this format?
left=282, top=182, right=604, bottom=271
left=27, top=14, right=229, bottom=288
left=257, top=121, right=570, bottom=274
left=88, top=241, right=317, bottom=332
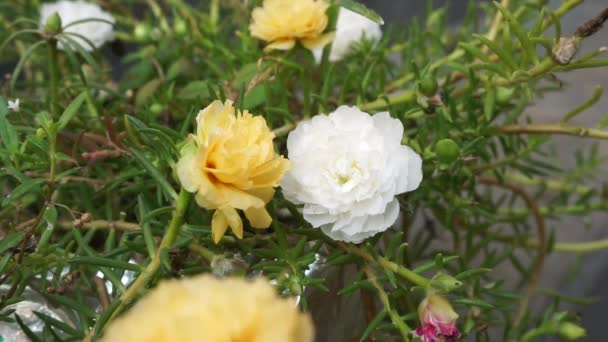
left=92, top=188, right=191, bottom=335
left=365, top=266, right=411, bottom=341
left=210, top=0, right=220, bottom=33
left=341, top=243, right=431, bottom=288
left=497, top=123, right=608, bottom=140
left=48, top=41, right=60, bottom=117
left=359, top=90, right=416, bottom=112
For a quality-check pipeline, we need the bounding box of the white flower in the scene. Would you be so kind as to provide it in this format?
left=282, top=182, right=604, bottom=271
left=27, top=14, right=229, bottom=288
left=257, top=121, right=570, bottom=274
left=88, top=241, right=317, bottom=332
left=281, top=106, right=422, bottom=243
left=7, top=99, right=20, bottom=112
left=40, top=0, right=115, bottom=51
left=312, top=8, right=382, bottom=62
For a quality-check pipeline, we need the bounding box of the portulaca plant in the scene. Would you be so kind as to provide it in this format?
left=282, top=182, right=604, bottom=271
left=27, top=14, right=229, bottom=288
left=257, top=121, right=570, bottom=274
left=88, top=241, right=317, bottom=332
left=0, top=0, right=607, bottom=341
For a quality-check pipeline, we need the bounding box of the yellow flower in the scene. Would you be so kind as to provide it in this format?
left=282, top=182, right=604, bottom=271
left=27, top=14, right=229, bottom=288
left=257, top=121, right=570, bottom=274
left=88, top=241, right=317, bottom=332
left=177, top=100, right=291, bottom=243
left=250, top=0, right=335, bottom=51
left=100, top=275, right=314, bottom=342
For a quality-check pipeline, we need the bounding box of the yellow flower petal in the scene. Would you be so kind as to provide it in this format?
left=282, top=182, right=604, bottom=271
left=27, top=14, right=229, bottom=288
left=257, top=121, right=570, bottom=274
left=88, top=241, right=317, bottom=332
left=250, top=0, right=330, bottom=52
left=301, top=31, right=335, bottom=50
left=264, top=39, right=296, bottom=51
left=250, top=158, right=292, bottom=188
left=211, top=210, right=229, bottom=244
left=176, top=99, right=289, bottom=243
left=244, top=206, right=272, bottom=229
left=176, top=150, right=201, bottom=193
left=220, top=206, right=243, bottom=239
left=246, top=187, right=275, bottom=204
left=100, top=275, right=315, bottom=342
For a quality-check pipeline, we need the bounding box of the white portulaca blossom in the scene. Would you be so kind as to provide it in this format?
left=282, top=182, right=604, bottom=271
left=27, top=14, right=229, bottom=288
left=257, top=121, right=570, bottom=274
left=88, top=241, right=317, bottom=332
left=312, top=7, right=382, bottom=63
left=40, top=0, right=116, bottom=51
left=7, top=99, right=20, bottom=112
left=281, top=106, right=423, bottom=243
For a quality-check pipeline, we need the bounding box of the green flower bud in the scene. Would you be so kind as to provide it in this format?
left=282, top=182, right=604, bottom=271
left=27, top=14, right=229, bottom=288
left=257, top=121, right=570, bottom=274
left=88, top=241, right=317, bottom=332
left=150, top=103, right=164, bottom=115
left=496, top=87, right=515, bottom=105
left=134, top=23, right=152, bottom=42
left=430, top=272, right=462, bottom=293
left=36, top=128, right=46, bottom=139
left=45, top=12, right=63, bottom=35
left=419, top=75, right=439, bottom=97
left=435, top=139, right=460, bottom=164
left=174, top=18, right=187, bottom=36
left=557, top=322, right=586, bottom=341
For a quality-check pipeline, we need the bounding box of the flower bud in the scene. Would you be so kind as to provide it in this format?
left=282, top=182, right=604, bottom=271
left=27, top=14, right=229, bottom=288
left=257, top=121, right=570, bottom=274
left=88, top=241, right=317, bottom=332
left=496, top=87, right=515, bottom=105
left=134, top=23, right=152, bottom=42
left=149, top=103, right=164, bottom=115
left=435, top=139, right=460, bottom=164
left=44, top=12, right=62, bottom=35
left=552, top=37, right=580, bottom=65
left=558, top=322, right=586, bottom=341
left=430, top=273, right=462, bottom=293
left=414, top=293, right=460, bottom=342
left=173, top=18, right=188, bottom=36
left=36, top=128, right=46, bottom=139
left=419, top=75, right=439, bottom=97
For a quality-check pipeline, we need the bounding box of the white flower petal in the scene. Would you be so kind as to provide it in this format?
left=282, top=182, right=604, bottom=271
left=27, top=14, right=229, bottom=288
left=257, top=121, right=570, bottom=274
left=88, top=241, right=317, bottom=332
left=40, top=0, right=115, bottom=51
left=281, top=106, right=422, bottom=244
left=312, top=7, right=382, bottom=63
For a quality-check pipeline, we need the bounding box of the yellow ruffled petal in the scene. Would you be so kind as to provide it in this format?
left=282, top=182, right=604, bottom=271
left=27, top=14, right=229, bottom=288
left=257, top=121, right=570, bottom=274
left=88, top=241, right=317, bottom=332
left=247, top=187, right=275, bottom=204
left=211, top=210, right=229, bottom=244
left=244, top=206, right=272, bottom=229
left=221, top=206, right=244, bottom=239
left=264, top=39, right=296, bottom=51
left=196, top=100, right=235, bottom=146
left=250, top=158, right=292, bottom=188
left=176, top=150, right=201, bottom=193
left=301, top=32, right=335, bottom=50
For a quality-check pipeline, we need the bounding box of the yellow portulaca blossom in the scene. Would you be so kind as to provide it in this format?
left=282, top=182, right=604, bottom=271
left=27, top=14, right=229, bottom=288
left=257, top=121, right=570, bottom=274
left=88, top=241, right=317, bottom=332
left=250, top=0, right=335, bottom=51
left=176, top=100, right=291, bottom=243
left=101, top=275, right=314, bottom=342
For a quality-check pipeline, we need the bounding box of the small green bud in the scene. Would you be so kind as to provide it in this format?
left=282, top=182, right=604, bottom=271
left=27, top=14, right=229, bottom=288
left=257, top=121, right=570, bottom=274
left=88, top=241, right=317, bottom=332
left=289, top=276, right=303, bottom=296
left=435, top=139, right=460, bottom=164
left=36, top=128, right=46, bottom=139
left=430, top=272, right=463, bottom=293
left=496, top=87, right=515, bottom=105
left=150, top=103, right=164, bottom=115
left=134, top=23, right=152, bottom=42
left=173, top=18, right=187, bottom=36
left=419, top=75, right=439, bottom=97
left=44, top=12, right=63, bottom=35
left=557, top=322, right=586, bottom=341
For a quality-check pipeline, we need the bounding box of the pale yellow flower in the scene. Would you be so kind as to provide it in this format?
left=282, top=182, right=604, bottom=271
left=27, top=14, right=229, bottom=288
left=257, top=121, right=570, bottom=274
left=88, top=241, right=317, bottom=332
left=250, top=0, right=335, bottom=51
left=176, top=100, right=291, bottom=243
left=101, top=275, right=314, bottom=342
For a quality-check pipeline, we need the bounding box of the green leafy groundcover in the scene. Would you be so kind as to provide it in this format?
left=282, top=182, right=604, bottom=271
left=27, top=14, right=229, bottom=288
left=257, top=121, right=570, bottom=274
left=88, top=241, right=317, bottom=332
left=0, top=0, right=607, bottom=341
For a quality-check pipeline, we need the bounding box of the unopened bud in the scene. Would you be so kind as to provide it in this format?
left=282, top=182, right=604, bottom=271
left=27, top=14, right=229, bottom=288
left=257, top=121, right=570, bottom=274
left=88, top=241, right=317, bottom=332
left=134, top=23, right=152, bottom=42
left=435, top=139, right=460, bottom=164
left=558, top=322, right=586, bottom=341
left=173, top=18, right=187, bottom=36
left=552, top=37, right=580, bottom=65
left=496, top=87, right=515, bottom=105
left=419, top=75, right=439, bottom=97
left=45, top=12, right=63, bottom=35
left=430, top=273, right=462, bottom=292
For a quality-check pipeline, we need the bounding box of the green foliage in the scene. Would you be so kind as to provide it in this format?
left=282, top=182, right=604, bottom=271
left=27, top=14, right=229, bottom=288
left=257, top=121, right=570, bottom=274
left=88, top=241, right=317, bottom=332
left=0, top=0, right=607, bottom=341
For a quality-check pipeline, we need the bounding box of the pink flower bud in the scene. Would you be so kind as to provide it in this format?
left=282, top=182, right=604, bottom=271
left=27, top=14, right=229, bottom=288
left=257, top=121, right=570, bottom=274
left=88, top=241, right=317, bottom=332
left=413, top=293, right=460, bottom=342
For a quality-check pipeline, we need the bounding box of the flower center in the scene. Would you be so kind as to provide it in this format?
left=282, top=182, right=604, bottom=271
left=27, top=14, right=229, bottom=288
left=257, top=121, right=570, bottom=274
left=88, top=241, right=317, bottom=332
left=328, top=159, right=365, bottom=191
